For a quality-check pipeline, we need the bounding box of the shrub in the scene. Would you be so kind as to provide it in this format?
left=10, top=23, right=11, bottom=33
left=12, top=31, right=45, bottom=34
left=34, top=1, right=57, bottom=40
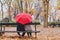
left=48, top=22, right=60, bottom=27
left=1, top=18, right=9, bottom=23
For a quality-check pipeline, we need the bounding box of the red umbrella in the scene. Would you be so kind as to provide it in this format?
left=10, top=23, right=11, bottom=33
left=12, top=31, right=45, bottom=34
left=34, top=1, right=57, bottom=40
left=15, top=12, right=32, bottom=24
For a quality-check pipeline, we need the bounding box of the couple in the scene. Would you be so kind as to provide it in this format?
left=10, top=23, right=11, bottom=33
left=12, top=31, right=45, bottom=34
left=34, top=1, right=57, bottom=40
left=17, top=22, right=32, bottom=37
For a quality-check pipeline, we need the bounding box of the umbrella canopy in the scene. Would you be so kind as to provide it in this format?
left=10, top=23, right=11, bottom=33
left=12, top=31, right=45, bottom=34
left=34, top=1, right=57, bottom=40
left=15, top=13, right=32, bottom=24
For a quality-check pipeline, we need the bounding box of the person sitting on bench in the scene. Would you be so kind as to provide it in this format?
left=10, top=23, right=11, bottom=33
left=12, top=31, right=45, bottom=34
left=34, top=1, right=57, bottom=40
left=25, top=25, right=32, bottom=37
left=16, top=23, right=25, bottom=37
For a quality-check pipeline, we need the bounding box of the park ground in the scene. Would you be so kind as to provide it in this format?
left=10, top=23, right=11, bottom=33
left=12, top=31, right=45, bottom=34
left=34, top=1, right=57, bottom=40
left=0, top=25, right=60, bottom=40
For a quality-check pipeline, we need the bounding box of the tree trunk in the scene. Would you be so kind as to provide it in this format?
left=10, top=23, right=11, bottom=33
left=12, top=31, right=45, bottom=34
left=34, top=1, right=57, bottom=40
left=43, top=0, right=49, bottom=28
left=8, top=0, right=12, bottom=22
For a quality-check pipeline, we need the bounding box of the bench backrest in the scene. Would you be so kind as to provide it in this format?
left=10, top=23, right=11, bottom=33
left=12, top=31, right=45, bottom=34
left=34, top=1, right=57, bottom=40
left=0, top=22, right=40, bottom=25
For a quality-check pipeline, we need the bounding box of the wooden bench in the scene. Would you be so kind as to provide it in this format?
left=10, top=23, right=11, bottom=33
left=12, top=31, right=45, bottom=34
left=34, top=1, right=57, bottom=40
left=0, top=22, right=40, bottom=38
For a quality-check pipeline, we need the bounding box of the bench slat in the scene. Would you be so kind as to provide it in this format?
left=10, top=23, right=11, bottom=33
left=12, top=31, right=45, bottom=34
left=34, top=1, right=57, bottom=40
left=0, top=31, right=40, bottom=33
left=0, top=22, right=40, bottom=25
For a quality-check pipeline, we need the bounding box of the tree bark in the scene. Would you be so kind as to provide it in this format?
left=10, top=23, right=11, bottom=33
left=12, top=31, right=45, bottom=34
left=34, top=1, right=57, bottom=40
left=43, top=0, right=49, bottom=28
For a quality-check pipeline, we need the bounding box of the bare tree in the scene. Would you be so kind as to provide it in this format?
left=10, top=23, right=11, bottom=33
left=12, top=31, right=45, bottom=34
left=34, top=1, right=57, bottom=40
left=16, top=0, right=23, bottom=12
left=4, top=0, right=12, bottom=21
left=0, top=0, right=4, bottom=20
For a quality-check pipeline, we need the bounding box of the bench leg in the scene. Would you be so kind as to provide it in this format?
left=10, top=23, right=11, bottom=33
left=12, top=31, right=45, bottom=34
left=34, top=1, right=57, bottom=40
left=0, top=25, right=3, bottom=36
left=35, top=25, right=38, bottom=40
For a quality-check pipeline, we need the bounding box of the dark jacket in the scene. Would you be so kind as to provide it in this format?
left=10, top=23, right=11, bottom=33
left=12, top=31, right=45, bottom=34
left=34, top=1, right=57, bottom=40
left=17, top=23, right=25, bottom=31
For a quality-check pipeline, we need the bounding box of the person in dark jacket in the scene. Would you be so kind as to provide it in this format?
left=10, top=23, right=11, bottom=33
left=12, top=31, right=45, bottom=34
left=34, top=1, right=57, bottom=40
left=17, top=23, right=26, bottom=37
